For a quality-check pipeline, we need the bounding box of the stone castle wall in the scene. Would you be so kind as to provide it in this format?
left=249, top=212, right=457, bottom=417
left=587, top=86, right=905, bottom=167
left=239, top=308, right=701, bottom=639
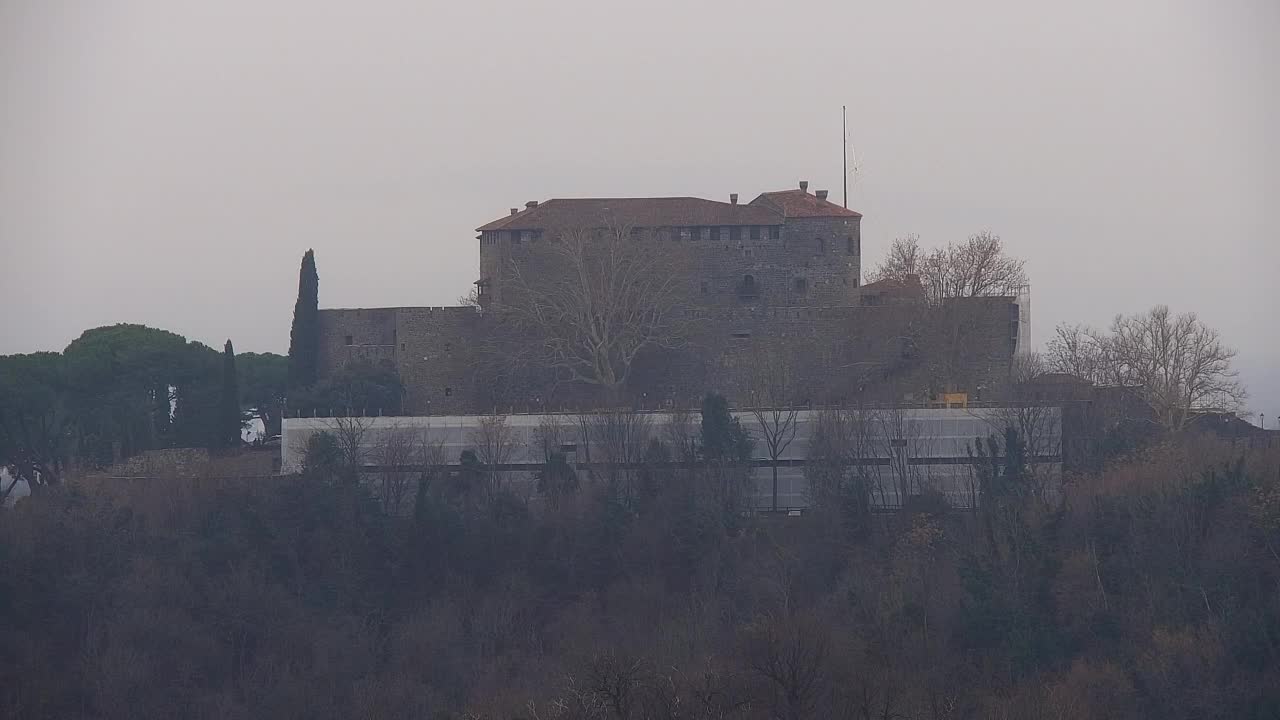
left=477, top=216, right=861, bottom=311
left=317, top=297, right=1017, bottom=415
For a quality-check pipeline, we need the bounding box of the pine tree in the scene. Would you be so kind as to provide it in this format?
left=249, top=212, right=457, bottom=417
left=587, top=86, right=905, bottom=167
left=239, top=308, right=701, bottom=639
left=219, top=340, right=241, bottom=448
left=287, top=249, right=320, bottom=390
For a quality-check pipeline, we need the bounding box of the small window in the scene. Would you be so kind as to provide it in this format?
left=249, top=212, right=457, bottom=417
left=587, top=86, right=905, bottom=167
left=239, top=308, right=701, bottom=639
left=344, top=335, right=353, bottom=346
left=701, top=227, right=712, bottom=241
left=731, top=331, right=751, bottom=339
left=770, top=226, right=781, bottom=240
left=817, top=237, right=825, bottom=254
left=444, top=342, right=453, bottom=353
left=679, top=227, right=692, bottom=241
left=630, top=227, right=644, bottom=240
left=400, top=342, right=406, bottom=350
left=750, top=225, right=761, bottom=240
left=444, top=387, right=453, bottom=397
left=730, top=226, right=741, bottom=242
left=741, top=274, right=757, bottom=296
left=793, top=277, right=807, bottom=293
left=847, top=236, right=858, bottom=255
left=700, top=281, right=709, bottom=295
left=716, top=226, right=726, bottom=242
left=559, top=443, right=577, bottom=454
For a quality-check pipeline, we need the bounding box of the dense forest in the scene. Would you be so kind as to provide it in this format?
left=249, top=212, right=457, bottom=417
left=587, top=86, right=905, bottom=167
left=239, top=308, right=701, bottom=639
left=2, top=427, right=1277, bottom=719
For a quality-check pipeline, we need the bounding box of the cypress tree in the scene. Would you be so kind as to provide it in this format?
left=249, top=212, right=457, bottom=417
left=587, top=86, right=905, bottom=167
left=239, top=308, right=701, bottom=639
left=287, top=249, right=320, bottom=390
left=219, top=340, right=241, bottom=448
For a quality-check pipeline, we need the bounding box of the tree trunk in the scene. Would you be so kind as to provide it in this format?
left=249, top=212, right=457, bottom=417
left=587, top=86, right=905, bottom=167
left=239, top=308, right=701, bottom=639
left=772, top=461, right=779, bottom=512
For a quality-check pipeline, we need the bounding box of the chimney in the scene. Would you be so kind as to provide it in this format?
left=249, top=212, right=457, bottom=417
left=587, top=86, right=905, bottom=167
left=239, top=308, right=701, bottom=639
left=730, top=193, right=739, bottom=205
left=799, top=180, right=809, bottom=193
left=525, top=200, right=539, bottom=209
left=509, top=208, right=519, bottom=216
left=816, top=190, right=828, bottom=201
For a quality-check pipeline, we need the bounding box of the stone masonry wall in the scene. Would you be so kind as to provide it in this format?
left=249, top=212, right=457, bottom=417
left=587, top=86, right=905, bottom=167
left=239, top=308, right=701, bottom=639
left=316, top=307, right=398, bottom=379
left=478, top=216, right=862, bottom=314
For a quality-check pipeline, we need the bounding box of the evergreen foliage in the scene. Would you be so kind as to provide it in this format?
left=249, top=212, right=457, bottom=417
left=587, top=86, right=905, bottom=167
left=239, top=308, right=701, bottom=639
left=218, top=340, right=241, bottom=448
left=287, top=249, right=320, bottom=390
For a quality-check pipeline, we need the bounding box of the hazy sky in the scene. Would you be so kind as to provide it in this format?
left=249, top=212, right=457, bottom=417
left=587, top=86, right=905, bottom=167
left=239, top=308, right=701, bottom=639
left=2, top=0, right=1276, bottom=417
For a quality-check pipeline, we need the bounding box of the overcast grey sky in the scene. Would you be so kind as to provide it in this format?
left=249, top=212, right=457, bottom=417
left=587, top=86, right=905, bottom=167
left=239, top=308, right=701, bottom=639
left=1, top=0, right=1276, bottom=416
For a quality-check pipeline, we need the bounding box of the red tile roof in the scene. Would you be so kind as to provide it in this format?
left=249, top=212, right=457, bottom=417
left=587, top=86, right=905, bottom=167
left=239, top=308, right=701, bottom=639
left=477, top=197, right=782, bottom=232
left=750, top=189, right=863, bottom=218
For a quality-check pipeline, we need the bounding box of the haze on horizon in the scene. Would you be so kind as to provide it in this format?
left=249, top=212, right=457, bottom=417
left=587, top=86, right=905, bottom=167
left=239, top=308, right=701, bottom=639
left=1, top=0, right=1276, bottom=417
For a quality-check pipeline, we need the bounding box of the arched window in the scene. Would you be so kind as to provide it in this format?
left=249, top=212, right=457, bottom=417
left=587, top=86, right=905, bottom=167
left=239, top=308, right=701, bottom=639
left=817, top=237, right=826, bottom=254
left=741, top=274, right=757, bottom=297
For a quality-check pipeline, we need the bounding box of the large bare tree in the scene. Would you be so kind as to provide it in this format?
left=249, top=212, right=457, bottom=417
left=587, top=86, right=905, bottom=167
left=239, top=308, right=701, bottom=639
left=1045, top=307, right=1245, bottom=432
left=1045, top=323, right=1110, bottom=383
left=746, top=354, right=802, bottom=512
left=501, top=224, right=692, bottom=401
left=1105, top=306, right=1244, bottom=431
left=866, top=232, right=1027, bottom=303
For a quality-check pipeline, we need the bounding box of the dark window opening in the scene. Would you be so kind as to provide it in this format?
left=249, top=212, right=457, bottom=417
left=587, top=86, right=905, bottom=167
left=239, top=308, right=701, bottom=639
left=559, top=443, right=577, bottom=453
left=444, top=342, right=453, bottom=353
left=793, top=277, right=808, bottom=293
left=730, top=226, right=741, bottom=242
left=344, top=335, right=353, bottom=346
left=740, top=274, right=757, bottom=296
left=770, top=226, right=781, bottom=240
left=400, top=343, right=406, bottom=350
left=817, top=237, right=825, bottom=253
left=679, top=227, right=692, bottom=241
left=847, top=236, right=857, bottom=254
left=444, top=387, right=453, bottom=397
left=731, top=331, right=751, bottom=339
left=862, top=294, right=882, bottom=307
left=750, top=225, right=761, bottom=240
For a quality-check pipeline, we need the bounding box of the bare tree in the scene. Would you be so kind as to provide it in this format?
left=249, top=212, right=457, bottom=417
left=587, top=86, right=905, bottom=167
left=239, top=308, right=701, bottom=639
left=862, top=234, right=923, bottom=286
left=1048, top=307, right=1245, bottom=432
left=805, top=405, right=879, bottom=514
left=1045, top=323, right=1110, bottom=382
left=375, top=424, right=422, bottom=515
left=324, top=416, right=371, bottom=483
left=866, top=232, right=1027, bottom=303
left=470, top=413, right=517, bottom=500
left=1010, top=351, right=1049, bottom=386
left=744, top=613, right=830, bottom=720
left=877, top=405, right=926, bottom=507
left=579, top=409, right=652, bottom=504
left=746, top=354, right=801, bottom=512
left=1103, top=306, right=1245, bottom=431
left=501, top=224, right=693, bottom=401
left=662, top=407, right=699, bottom=463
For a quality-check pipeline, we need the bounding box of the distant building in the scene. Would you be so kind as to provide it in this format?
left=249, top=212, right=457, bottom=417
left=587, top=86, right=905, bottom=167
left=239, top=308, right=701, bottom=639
left=314, top=181, right=1027, bottom=414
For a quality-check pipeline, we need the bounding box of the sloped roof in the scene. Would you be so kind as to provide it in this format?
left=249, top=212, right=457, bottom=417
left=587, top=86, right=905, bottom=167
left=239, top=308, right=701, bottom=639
left=858, top=275, right=924, bottom=295
left=750, top=189, right=863, bottom=218
left=477, top=197, right=782, bottom=232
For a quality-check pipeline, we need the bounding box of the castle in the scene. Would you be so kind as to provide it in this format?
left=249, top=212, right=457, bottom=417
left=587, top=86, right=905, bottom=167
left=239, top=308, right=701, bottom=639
left=315, top=181, right=1027, bottom=414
